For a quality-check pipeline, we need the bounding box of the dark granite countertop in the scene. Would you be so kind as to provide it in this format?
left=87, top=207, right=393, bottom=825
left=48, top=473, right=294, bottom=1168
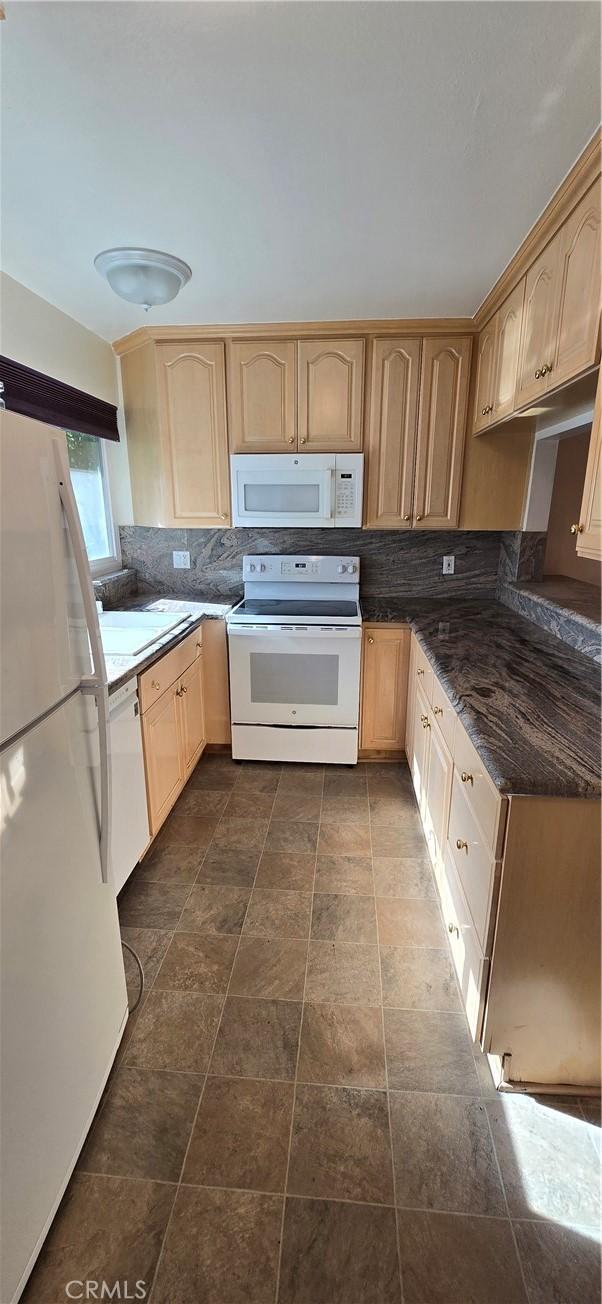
left=104, top=594, right=234, bottom=693
left=361, top=592, right=601, bottom=799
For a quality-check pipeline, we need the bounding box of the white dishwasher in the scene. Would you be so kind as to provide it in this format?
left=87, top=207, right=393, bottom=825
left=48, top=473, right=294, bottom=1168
left=108, top=679, right=150, bottom=894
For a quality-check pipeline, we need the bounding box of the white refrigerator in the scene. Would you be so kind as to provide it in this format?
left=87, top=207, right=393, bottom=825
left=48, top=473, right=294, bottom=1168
left=0, top=411, right=129, bottom=1303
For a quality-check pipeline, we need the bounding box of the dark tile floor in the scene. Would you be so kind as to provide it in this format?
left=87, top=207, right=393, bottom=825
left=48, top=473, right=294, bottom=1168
left=24, top=756, right=601, bottom=1304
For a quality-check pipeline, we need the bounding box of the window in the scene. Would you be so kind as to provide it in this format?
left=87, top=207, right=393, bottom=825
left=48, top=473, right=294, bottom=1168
left=66, top=431, right=120, bottom=575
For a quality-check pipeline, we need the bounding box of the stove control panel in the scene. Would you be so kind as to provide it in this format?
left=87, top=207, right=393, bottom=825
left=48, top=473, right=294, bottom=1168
left=242, top=555, right=360, bottom=582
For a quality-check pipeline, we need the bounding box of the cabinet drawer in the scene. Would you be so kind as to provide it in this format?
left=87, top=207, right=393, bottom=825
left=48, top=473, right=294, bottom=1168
left=439, top=844, right=488, bottom=1041
left=430, top=674, right=456, bottom=754
left=139, top=625, right=203, bottom=714
left=448, top=771, right=498, bottom=951
left=413, top=639, right=433, bottom=698
left=453, top=716, right=505, bottom=854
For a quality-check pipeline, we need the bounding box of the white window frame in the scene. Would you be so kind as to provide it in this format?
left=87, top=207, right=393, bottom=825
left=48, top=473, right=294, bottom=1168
left=67, top=431, right=121, bottom=577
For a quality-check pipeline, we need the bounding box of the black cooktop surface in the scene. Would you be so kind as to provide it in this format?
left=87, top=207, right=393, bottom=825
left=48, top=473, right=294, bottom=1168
left=237, top=599, right=358, bottom=617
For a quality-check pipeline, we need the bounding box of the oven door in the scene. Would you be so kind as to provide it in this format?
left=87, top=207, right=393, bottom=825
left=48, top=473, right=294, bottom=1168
left=230, top=456, right=335, bottom=528
left=228, top=625, right=361, bottom=727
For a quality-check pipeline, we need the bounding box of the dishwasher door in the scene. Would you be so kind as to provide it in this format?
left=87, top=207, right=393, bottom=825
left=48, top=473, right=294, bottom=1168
left=108, top=679, right=150, bottom=894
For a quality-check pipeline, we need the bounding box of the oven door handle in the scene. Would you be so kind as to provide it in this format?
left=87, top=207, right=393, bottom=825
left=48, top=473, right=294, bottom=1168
left=228, top=624, right=361, bottom=639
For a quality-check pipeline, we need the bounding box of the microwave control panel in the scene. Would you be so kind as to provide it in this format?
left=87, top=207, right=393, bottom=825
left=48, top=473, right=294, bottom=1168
left=335, top=469, right=357, bottom=518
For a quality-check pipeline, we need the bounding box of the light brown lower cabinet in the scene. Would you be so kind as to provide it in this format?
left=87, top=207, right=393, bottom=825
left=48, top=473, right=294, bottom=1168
left=360, top=625, right=410, bottom=753
left=140, top=642, right=206, bottom=837
left=405, top=632, right=601, bottom=1089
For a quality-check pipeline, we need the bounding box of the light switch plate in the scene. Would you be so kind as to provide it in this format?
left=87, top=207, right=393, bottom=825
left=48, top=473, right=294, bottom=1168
left=442, top=555, right=455, bottom=575
left=173, top=550, right=191, bottom=569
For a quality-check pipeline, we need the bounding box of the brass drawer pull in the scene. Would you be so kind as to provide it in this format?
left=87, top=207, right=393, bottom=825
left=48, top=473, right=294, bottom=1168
left=421, top=716, right=431, bottom=730
left=181, top=685, right=188, bottom=694
left=367, top=636, right=374, bottom=644
left=570, top=522, right=584, bottom=535
left=196, top=641, right=202, bottom=651
left=433, top=706, right=443, bottom=717
left=456, top=838, right=469, bottom=852
left=152, top=680, right=161, bottom=691
left=176, top=686, right=184, bottom=697
left=534, top=368, right=542, bottom=379
left=417, top=668, right=424, bottom=677
left=460, top=771, right=474, bottom=785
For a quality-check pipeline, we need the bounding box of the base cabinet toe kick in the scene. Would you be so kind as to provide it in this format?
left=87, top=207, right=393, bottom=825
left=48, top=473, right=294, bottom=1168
left=405, top=631, right=601, bottom=1093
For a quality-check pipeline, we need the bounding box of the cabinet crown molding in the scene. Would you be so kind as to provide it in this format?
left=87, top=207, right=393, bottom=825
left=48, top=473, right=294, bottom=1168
left=112, top=317, right=476, bottom=356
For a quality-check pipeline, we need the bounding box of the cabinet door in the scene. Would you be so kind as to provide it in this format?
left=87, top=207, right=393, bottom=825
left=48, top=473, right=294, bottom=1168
left=414, top=337, right=472, bottom=529
left=364, top=339, right=421, bottom=527
left=472, top=321, right=497, bottom=434
left=409, top=679, right=431, bottom=816
left=179, top=654, right=206, bottom=774
left=576, top=369, right=602, bottom=561
left=553, top=179, right=601, bottom=389
left=423, top=717, right=453, bottom=874
left=298, top=339, right=365, bottom=450
left=157, top=342, right=230, bottom=527
left=228, top=340, right=296, bottom=452
left=492, top=279, right=525, bottom=423
left=360, top=625, right=410, bottom=751
left=515, top=231, right=562, bottom=407
left=141, top=682, right=185, bottom=836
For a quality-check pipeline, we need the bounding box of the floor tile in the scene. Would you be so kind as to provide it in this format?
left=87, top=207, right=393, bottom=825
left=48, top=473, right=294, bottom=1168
left=311, top=893, right=377, bottom=943
left=156, top=813, right=219, bottom=848
left=21, top=1173, right=175, bottom=1304
left=298, top=1002, right=387, bottom=1088
left=384, top=1009, right=480, bottom=1093
left=134, top=842, right=203, bottom=885
left=120, top=926, right=172, bottom=1006
left=124, top=990, right=222, bottom=1072
left=513, top=1218, right=602, bottom=1304
left=486, top=1094, right=601, bottom=1227
left=279, top=1196, right=401, bottom=1304
left=279, top=767, right=324, bottom=793
left=255, top=851, right=316, bottom=892
left=210, top=817, right=269, bottom=851
left=175, top=787, right=230, bottom=818
left=372, top=856, right=435, bottom=898
left=223, top=790, right=276, bottom=820
left=229, top=937, right=308, bottom=999
left=306, top=941, right=381, bottom=1005
left=236, top=765, right=282, bottom=793
left=210, top=996, right=302, bottom=1080
left=323, top=772, right=368, bottom=798
left=288, top=1083, right=394, bottom=1204
left=389, top=1091, right=506, bottom=1215
left=178, top=883, right=250, bottom=935
left=272, top=791, right=322, bottom=822
left=152, top=1186, right=282, bottom=1304
left=182, top=1075, right=294, bottom=1192
left=155, top=931, right=237, bottom=992
left=117, top=880, right=190, bottom=929
left=380, top=945, right=461, bottom=1010
left=376, top=897, right=446, bottom=947
left=366, top=767, right=412, bottom=795
left=243, top=887, right=313, bottom=938
left=397, top=1209, right=528, bottom=1303
left=264, top=820, right=319, bottom=855
left=78, top=1066, right=202, bottom=1182
left=187, top=758, right=239, bottom=790
left=315, top=854, right=374, bottom=896
left=196, top=845, right=260, bottom=887
left=369, top=795, right=422, bottom=828
left=371, top=825, right=427, bottom=857
left=317, top=821, right=371, bottom=855
left=320, top=794, right=370, bottom=823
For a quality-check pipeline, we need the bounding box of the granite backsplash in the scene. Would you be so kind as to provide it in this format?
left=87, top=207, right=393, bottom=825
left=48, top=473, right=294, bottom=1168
left=119, top=526, right=505, bottom=603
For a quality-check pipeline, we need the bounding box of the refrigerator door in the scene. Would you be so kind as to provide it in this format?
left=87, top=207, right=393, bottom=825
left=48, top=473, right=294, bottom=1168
left=0, top=691, right=128, bottom=1304
left=0, top=411, right=93, bottom=747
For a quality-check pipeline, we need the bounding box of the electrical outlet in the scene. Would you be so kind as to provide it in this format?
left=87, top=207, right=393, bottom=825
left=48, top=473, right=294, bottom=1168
left=173, top=550, right=190, bottom=569
left=442, top=554, right=455, bottom=575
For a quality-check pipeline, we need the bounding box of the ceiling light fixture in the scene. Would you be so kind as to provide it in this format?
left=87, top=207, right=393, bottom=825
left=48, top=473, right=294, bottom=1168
left=94, top=247, right=192, bottom=311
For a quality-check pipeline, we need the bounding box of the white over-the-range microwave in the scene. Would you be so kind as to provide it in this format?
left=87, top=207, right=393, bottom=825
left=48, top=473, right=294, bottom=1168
left=230, top=453, right=363, bottom=528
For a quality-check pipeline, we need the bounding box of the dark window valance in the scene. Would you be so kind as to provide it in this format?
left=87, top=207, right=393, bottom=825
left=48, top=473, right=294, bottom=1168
left=0, top=355, right=119, bottom=442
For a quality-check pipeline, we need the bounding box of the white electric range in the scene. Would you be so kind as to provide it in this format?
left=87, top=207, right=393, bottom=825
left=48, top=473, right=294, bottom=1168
left=227, top=555, right=362, bottom=764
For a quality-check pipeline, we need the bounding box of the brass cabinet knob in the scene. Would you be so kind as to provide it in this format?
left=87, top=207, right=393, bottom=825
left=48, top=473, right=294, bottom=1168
left=152, top=680, right=161, bottom=691
left=540, top=363, right=552, bottom=376
left=422, top=716, right=431, bottom=730
left=220, top=513, right=227, bottom=520
left=287, top=436, right=295, bottom=444
left=181, top=685, right=188, bottom=694
left=176, top=687, right=183, bottom=697
left=481, top=406, right=487, bottom=416
left=415, top=514, right=423, bottom=521
left=300, top=436, right=307, bottom=444
left=403, top=514, right=411, bottom=521
left=367, top=635, right=374, bottom=644
left=456, top=838, right=468, bottom=852
left=448, top=921, right=459, bottom=938
left=433, top=706, right=443, bottom=716
left=481, top=404, right=493, bottom=416
left=461, top=771, right=474, bottom=785
left=417, top=668, right=424, bottom=676
left=570, top=522, right=584, bottom=535
left=196, top=641, right=202, bottom=651
left=534, top=368, right=542, bottom=379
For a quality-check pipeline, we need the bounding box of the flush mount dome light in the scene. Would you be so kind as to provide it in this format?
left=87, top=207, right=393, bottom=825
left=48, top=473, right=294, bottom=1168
left=94, top=247, right=192, bottom=310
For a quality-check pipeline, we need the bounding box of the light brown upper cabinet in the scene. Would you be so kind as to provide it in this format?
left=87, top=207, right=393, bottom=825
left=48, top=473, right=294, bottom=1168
left=297, top=339, right=365, bottom=450
left=492, top=279, right=526, bottom=422
left=575, top=368, right=602, bottom=562
left=515, top=230, right=563, bottom=408
left=122, top=340, right=230, bottom=527
left=553, top=178, right=601, bottom=388
left=364, top=338, right=421, bottom=527
left=413, top=337, right=472, bottom=529
left=227, top=340, right=296, bottom=452
left=472, top=319, right=497, bottom=434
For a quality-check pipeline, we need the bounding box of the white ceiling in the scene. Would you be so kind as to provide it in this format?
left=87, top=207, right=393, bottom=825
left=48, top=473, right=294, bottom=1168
left=2, top=1, right=600, bottom=341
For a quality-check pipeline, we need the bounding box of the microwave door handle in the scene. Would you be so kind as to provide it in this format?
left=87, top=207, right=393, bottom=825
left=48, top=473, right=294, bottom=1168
left=329, top=468, right=336, bottom=519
